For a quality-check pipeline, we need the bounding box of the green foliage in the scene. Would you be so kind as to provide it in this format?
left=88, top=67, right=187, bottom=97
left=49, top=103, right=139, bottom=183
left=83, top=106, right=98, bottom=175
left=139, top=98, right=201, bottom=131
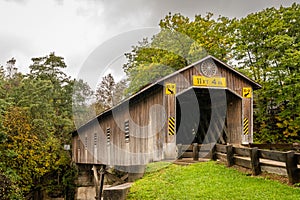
left=144, top=161, right=171, bottom=173
left=0, top=53, right=88, bottom=199
left=27, top=53, right=74, bottom=141
left=0, top=169, right=23, bottom=200
left=95, top=74, right=128, bottom=114
left=233, top=3, right=300, bottom=142
left=124, top=12, right=234, bottom=95
left=124, top=4, right=300, bottom=143
left=0, top=4, right=299, bottom=199
left=95, top=73, right=116, bottom=113
left=128, top=162, right=300, bottom=199
left=42, top=162, right=78, bottom=199
left=125, top=63, right=175, bottom=95
left=2, top=107, right=57, bottom=194
left=72, top=79, right=94, bottom=127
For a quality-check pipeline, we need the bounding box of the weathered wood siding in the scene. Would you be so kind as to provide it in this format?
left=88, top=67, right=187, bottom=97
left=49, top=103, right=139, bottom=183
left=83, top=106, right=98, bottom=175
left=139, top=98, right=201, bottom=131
left=163, top=59, right=253, bottom=144
left=163, top=60, right=253, bottom=95
left=72, top=56, right=260, bottom=164
left=73, top=87, right=165, bottom=165
left=226, top=92, right=242, bottom=143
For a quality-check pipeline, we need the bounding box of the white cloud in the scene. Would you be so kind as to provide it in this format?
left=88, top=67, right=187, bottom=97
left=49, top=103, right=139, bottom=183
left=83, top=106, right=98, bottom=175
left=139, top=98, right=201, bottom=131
left=0, top=0, right=298, bottom=79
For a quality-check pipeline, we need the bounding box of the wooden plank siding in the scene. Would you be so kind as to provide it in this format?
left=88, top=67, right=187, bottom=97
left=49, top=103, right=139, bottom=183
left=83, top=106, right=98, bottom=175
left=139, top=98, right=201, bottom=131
left=73, top=87, right=165, bottom=165
left=164, top=59, right=250, bottom=144
left=72, top=56, right=261, bottom=165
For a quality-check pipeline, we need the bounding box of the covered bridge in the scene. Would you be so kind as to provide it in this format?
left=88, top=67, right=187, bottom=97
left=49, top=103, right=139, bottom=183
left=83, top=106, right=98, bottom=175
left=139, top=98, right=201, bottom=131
left=72, top=55, right=261, bottom=166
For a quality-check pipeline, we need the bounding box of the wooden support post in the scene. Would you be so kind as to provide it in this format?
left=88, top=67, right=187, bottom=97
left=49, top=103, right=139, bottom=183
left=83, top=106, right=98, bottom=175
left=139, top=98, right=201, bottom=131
left=92, top=165, right=99, bottom=200
left=177, top=144, right=182, bottom=159
left=98, top=165, right=106, bottom=200
left=192, top=143, right=199, bottom=161
left=250, top=147, right=260, bottom=175
left=286, top=151, right=298, bottom=184
left=211, top=144, right=216, bottom=161
left=226, top=145, right=234, bottom=167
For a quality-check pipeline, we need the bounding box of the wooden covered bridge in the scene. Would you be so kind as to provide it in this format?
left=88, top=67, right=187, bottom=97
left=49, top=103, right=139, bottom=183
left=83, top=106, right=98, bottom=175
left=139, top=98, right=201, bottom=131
left=72, top=55, right=261, bottom=167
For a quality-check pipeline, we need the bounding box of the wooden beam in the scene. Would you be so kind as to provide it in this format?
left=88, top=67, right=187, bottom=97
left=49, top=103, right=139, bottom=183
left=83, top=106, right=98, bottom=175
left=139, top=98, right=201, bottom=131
left=286, top=151, right=299, bottom=184
left=216, top=144, right=227, bottom=153
left=295, top=153, right=300, bottom=165
left=250, top=147, right=260, bottom=175
left=92, top=165, right=99, bottom=200
left=234, top=157, right=251, bottom=169
left=226, top=145, right=234, bottom=167
left=259, top=149, right=286, bottom=162
left=215, top=152, right=227, bottom=162
left=192, top=143, right=199, bottom=161
left=234, top=147, right=251, bottom=157
left=177, top=144, right=183, bottom=159
left=211, top=144, right=217, bottom=160
left=106, top=171, right=126, bottom=186
left=98, top=165, right=106, bottom=200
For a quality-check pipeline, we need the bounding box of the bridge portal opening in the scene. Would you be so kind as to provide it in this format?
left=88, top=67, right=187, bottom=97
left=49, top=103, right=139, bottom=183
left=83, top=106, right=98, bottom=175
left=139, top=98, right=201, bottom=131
left=176, top=87, right=242, bottom=145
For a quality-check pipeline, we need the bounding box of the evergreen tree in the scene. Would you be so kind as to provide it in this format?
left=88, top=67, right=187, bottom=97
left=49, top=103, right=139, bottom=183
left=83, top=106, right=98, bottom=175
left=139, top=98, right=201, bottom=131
left=95, top=73, right=116, bottom=113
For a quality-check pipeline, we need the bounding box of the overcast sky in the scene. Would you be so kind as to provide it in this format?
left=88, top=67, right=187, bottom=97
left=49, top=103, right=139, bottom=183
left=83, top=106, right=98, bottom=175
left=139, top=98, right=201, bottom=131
left=0, top=0, right=299, bottom=84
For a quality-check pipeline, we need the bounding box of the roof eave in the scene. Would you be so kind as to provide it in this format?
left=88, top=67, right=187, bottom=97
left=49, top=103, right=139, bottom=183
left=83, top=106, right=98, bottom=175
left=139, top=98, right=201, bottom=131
left=71, top=55, right=262, bottom=134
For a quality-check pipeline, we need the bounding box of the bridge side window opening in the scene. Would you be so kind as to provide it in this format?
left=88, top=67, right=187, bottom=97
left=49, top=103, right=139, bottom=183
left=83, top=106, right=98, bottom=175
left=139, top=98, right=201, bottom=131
left=84, top=135, right=88, bottom=149
left=77, top=138, right=81, bottom=160
left=125, top=120, right=130, bottom=143
left=106, top=127, right=111, bottom=145
left=77, top=138, right=81, bottom=150
left=94, top=133, right=97, bottom=147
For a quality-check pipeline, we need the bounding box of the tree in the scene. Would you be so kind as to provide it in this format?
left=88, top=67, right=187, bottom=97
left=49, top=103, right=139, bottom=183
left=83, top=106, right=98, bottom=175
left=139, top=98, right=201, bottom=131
left=94, top=74, right=129, bottom=114
left=95, top=73, right=116, bottom=113
left=0, top=106, right=72, bottom=198
left=27, top=52, right=74, bottom=141
left=123, top=5, right=300, bottom=142
left=5, top=58, right=17, bottom=79
left=124, top=12, right=234, bottom=95
left=0, top=171, right=13, bottom=200
left=0, top=54, right=78, bottom=198
left=72, top=79, right=94, bottom=127
left=125, top=63, right=174, bottom=95
left=113, top=78, right=128, bottom=105
left=232, top=3, right=300, bottom=142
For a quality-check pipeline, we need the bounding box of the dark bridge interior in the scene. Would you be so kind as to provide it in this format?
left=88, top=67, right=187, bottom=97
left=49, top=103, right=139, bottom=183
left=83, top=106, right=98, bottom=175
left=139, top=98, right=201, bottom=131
left=176, top=88, right=229, bottom=145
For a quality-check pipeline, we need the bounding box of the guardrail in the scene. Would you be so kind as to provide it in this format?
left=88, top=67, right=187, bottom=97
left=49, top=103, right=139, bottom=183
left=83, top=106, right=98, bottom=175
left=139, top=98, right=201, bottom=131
left=214, top=144, right=300, bottom=184
left=177, top=143, right=300, bottom=184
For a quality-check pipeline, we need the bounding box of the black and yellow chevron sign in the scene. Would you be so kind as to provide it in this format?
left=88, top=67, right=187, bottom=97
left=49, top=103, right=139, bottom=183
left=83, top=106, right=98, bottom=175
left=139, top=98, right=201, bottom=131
left=243, top=118, right=249, bottom=135
left=168, top=117, right=175, bottom=135
left=243, top=87, right=252, bottom=98
left=165, top=83, right=176, bottom=95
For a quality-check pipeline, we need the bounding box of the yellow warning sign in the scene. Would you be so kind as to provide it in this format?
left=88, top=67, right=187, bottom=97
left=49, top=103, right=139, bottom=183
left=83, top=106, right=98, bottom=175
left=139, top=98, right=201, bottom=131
left=243, top=118, right=249, bottom=135
left=165, top=83, right=176, bottom=95
left=243, top=87, right=252, bottom=98
left=168, top=117, right=175, bottom=135
left=193, top=76, right=226, bottom=87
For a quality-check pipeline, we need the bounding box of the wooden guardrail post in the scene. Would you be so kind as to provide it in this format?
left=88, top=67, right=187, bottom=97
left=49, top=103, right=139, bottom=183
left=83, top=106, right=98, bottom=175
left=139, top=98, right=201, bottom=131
left=192, top=143, right=199, bottom=161
left=250, top=147, right=260, bottom=175
left=177, top=144, right=182, bottom=159
left=226, top=145, right=234, bottom=167
left=286, top=151, right=298, bottom=184
left=211, top=144, right=216, bottom=161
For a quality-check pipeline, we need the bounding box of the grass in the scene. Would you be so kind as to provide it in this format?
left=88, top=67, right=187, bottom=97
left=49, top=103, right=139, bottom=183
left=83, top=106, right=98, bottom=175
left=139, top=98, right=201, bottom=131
left=127, top=161, right=300, bottom=200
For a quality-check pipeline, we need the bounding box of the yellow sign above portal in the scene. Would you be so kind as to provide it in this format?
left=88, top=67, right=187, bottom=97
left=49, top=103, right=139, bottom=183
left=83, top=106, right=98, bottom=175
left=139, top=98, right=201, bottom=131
left=165, top=83, right=176, bottom=95
left=242, top=87, right=252, bottom=98
left=193, top=76, right=226, bottom=87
